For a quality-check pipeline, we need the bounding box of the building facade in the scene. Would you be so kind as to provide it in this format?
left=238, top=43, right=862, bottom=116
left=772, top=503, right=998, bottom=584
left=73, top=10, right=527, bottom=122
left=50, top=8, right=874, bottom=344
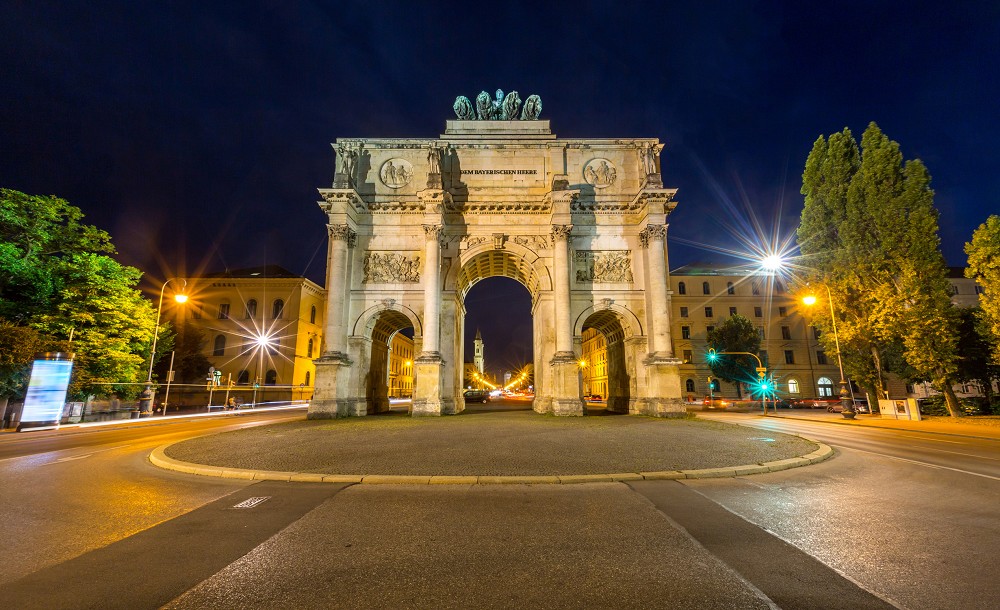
left=387, top=332, right=414, bottom=398
left=175, top=266, right=325, bottom=400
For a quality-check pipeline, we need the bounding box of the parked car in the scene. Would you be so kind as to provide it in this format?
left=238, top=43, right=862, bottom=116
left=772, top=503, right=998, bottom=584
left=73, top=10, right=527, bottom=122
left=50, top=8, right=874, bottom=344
left=826, top=399, right=870, bottom=413
left=463, top=389, right=490, bottom=404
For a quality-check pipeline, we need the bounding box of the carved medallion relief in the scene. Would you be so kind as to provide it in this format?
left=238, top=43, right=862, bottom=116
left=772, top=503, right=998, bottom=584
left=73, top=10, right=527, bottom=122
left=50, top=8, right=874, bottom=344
left=379, top=158, right=413, bottom=189
left=575, top=250, right=633, bottom=283
left=583, top=158, right=617, bottom=188
left=363, top=252, right=421, bottom=283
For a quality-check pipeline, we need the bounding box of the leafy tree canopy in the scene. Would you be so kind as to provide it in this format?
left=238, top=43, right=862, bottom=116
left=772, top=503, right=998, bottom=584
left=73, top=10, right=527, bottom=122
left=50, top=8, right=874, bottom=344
left=965, top=215, right=1000, bottom=361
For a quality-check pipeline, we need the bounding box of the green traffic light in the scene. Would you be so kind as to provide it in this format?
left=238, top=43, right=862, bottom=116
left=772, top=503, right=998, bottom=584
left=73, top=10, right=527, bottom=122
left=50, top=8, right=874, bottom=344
left=707, top=348, right=717, bottom=362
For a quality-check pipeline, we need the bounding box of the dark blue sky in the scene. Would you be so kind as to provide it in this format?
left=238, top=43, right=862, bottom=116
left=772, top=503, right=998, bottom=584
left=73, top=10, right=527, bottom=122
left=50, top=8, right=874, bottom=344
left=4, top=2, right=998, bottom=372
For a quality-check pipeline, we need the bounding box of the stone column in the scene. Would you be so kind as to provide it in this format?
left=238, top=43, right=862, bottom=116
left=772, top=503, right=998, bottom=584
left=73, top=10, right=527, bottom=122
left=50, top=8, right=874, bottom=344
left=549, top=224, right=584, bottom=416
left=641, top=225, right=671, bottom=357
left=639, top=224, right=684, bottom=417
left=412, top=224, right=445, bottom=416
left=309, top=223, right=356, bottom=419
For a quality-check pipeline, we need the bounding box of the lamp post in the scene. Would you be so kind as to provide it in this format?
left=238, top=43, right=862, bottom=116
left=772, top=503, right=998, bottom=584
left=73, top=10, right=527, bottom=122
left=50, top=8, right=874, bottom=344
left=803, top=285, right=854, bottom=419
left=144, top=278, right=187, bottom=415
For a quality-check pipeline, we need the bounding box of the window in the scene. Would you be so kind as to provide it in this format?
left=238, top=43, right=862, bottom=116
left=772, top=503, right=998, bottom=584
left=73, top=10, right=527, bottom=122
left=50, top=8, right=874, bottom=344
left=949, top=284, right=959, bottom=295
left=245, top=299, right=257, bottom=319
left=729, top=306, right=737, bottom=316
left=817, top=376, right=834, bottom=397
left=702, top=281, right=711, bottom=295
left=272, top=299, right=285, bottom=319
left=706, top=325, right=715, bottom=334
left=778, top=306, right=787, bottom=317
left=788, top=378, right=800, bottom=394
left=757, top=326, right=765, bottom=339
left=678, top=282, right=686, bottom=295
left=816, top=351, right=828, bottom=365
left=754, top=306, right=762, bottom=318
left=975, top=285, right=984, bottom=295
left=752, top=282, right=761, bottom=296
left=218, top=303, right=230, bottom=319
left=727, top=281, right=734, bottom=295
left=237, top=370, right=250, bottom=385
left=213, top=334, right=226, bottom=356
left=307, top=338, right=314, bottom=358
left=680, top=306, right=688, bottom=318
left=781, top=326, right=791, bottom=340
left=310, top=305, right=317, bottom=324
left=265, top=369, right=277, bottom=385
left=775, top=280, right=785, bottom=294
left=192, top=306, right=202, bottom=320
left=683, top=350, right=692, bottom=363
left=784, top=350, right=795, bottom=364
left=685, top=378, right=695, bottom=392
left=704, top=306, right=713, bottom=318
left=305, top=371, right=311, bottom=386
left=813, top=327, right=822, bottom=340
left=681, top=326, right=691, bottom=340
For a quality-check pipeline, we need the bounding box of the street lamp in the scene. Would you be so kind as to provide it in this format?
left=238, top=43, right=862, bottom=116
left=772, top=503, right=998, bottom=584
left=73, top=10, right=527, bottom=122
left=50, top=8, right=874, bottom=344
left=143, top=278, right=188, bottom=415
left=252, top=333, right=272, bottom=408
left=803, top=285, right=854, bottom=419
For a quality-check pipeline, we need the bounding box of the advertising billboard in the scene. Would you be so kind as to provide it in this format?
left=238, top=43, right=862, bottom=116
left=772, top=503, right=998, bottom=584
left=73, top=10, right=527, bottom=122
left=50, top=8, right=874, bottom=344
left=19, top=353, right=74, bottom=431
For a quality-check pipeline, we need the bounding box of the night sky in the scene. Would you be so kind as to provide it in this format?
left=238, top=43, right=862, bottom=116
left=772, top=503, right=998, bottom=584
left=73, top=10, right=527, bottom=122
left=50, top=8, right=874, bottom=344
left=4, top=2, right=999, bottom=376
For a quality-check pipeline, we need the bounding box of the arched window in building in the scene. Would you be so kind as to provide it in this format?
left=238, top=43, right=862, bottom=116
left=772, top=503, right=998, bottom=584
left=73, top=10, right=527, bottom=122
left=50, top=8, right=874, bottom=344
left=213, top=334, right=226, bottom=356
left=685, top=378, right=695, bottom=393
left=265, top=369, right=277, bottom=385
left=702, top=281, right=711, bottom=295
left=788, top=378, right=800, bottom=394
left=237, top=370, right=250, bottom=385
left=307, top=338, right=314, bottom=358
left=817, top=376, right=835, bottom=397
left=310, top=305, right=317, bottom=324
left=245, top=299, right=257, bottom=319
left=272, top=299, right=285, bottom=319
left=727, top=281, right=734, bottom=295
left=678, top=282, right=686, bottom=295
left=305, top=371, right=311, bottom=387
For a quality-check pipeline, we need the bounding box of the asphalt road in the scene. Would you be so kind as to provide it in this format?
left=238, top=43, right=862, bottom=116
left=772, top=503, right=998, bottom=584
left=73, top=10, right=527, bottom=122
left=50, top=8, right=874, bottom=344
left=0, top=405, right=996, bottom=609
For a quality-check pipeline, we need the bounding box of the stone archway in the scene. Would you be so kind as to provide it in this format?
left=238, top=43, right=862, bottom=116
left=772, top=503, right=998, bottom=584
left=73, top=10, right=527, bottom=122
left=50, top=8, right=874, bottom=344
left=308, top=112, right=685, bottom=419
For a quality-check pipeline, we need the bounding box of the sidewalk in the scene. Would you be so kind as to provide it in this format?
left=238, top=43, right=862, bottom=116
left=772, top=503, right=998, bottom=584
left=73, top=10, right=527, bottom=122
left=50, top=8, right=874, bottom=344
left=761, top=409, right=1000, bottom=440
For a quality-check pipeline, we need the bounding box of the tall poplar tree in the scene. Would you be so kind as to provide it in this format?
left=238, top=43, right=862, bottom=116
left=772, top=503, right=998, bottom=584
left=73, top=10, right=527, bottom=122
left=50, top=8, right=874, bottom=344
left=965, top=215, right=1000, bottom=361
left=797, top=123, right=962, bottom=416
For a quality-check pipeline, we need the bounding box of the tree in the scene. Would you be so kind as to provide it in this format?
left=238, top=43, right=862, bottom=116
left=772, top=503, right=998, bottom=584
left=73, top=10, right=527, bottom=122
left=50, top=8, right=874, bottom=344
left=965, top=215, right=1000, bottom=361
left=797, top=123, right=963, bottom=416
left=153, top=322, right=212, bottom=384
left=706, top=314, right=761, bottom=398
left=954, top=307, right=1000, bottom=410
left=0, top=189, right=160, bottom=401
left=0, top=320, right=44, bottom=409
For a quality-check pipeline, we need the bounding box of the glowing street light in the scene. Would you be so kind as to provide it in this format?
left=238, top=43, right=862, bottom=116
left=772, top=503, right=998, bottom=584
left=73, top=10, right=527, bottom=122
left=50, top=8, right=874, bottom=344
left=802, top=284, right=854, bottom=419
left=142, top=278, right=187, bottom=416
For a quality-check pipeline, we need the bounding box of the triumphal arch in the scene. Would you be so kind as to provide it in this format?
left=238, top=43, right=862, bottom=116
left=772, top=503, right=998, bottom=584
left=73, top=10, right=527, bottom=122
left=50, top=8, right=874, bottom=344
left=310, top=91, right=683, bottom=418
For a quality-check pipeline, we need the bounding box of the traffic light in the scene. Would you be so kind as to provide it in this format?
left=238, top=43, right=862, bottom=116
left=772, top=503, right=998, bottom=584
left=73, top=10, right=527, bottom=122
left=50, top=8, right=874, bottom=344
left=707, top=348, right=718, bottom=363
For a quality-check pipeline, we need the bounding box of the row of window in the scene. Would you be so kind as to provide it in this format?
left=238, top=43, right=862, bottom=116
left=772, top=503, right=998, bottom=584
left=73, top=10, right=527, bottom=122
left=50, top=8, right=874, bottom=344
left=679, top=305, right=791, bottom=318
left=680, top=324, right=823, bottom=341
left=194, top=300, right=319, bottom=324
left=682, top=348, right=828, bottom=366
left=212, top=335, right=318, bottom=359
left=675, top=280, right=785, bottom=296
left=684, top=376, right=837, bottom=395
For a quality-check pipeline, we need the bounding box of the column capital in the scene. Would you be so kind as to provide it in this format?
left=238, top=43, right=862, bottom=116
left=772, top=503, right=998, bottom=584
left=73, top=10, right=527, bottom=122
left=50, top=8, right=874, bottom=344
left=328, top=224, right=357, bottom=247
left=422, top=224, right=444, bottom=241
left=550, top=224, right=574, bottom=242
left=639, top=224, right=667, bottom=248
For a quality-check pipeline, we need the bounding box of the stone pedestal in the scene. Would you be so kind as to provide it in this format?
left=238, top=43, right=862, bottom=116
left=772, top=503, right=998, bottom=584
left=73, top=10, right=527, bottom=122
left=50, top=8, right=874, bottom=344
left=550, top=352, right=585, bottom=416
left=308, top=354, right=355, bottom=419
left=640, top=355, right=686, bottom=418
left=412, top=353, right=446, bottom=416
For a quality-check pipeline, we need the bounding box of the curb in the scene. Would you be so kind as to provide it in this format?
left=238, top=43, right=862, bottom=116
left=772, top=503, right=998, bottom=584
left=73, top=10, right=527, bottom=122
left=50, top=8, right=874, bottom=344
left=762, top=413, right=1000, bottom=442
left=148, top=441, right=834, bottom=485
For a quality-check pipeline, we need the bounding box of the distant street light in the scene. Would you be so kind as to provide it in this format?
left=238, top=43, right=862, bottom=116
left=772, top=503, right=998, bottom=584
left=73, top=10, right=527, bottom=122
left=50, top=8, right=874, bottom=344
left=803, top=284, right=855, bottom=419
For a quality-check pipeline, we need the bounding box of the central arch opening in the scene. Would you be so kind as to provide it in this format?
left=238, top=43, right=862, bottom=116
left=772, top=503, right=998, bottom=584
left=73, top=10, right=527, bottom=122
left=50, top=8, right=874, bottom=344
left=453, top=248, right=544, bottom=413
left=363, top=308, right=415, bottom=415
left=580, top=310, right=633, bottom=414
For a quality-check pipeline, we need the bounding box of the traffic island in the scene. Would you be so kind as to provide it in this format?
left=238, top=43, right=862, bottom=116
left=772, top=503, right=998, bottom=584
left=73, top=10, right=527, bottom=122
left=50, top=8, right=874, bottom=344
left=150, top=411, right=834, bottom=484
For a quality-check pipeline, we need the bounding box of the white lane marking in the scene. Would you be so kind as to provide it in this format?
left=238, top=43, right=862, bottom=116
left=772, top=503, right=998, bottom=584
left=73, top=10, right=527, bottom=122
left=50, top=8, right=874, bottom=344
left=39, top=444, right=134, bottom=466
left=847, top=447, right=1000, bottom=481
left=231, top=496, right=270, bottom=509
left=916, top=447, right=1000, bottom=461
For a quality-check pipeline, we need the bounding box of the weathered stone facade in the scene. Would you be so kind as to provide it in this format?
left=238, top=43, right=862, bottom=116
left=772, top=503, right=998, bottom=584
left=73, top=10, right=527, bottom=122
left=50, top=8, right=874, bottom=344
left=310, top=118, right=682, bottom=418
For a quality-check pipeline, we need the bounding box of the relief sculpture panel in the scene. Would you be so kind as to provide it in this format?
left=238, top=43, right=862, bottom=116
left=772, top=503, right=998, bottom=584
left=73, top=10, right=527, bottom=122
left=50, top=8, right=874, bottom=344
left=575, top=250, right=633, bottom=283
left=363, top=252, right=421, bottom=283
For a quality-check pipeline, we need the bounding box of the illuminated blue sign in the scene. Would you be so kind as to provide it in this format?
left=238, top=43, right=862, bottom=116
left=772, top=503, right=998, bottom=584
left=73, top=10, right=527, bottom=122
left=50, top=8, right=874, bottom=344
left=20, top=354, right=74, bottom=430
